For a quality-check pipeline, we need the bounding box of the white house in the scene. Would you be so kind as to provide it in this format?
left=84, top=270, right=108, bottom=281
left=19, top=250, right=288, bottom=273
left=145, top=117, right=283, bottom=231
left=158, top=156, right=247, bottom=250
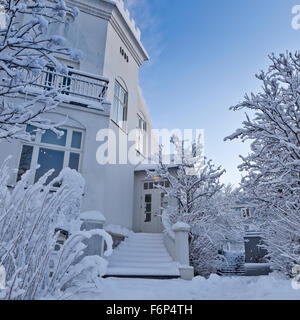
left=0, top=0, right=195, bottom=279
left=0, top=0, right=169, bottom=234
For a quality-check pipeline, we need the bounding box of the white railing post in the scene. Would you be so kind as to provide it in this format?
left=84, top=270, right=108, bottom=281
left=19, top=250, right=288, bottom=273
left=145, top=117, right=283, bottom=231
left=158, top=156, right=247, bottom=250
left=80, top=211, right=106, bottom=257
left=172, top=222, right=194, bottom=280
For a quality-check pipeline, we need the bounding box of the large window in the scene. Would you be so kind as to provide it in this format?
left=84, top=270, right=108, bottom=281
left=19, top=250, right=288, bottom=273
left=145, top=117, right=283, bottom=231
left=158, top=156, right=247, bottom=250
left=112, top=81, right=128, bottom=130
left=17, top=125, right=84, bottom=184
left=136, top=114, right=147, bottom=155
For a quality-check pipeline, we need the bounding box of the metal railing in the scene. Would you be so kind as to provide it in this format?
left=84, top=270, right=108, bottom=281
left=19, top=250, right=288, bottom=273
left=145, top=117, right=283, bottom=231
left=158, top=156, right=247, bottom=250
left=28, top=67, right=109, bottom=106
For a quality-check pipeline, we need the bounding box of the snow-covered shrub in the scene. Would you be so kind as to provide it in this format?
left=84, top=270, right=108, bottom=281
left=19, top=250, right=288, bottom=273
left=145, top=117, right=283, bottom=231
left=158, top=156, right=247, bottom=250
left=225, top=52, right=300, bottom=277
left=218, top=251, right=245, bottom=272
left=0, top=0, right=80, bottom=141
left=0, top=158, right=112, bottom=300
left=148, top=136, right=243, bottom=277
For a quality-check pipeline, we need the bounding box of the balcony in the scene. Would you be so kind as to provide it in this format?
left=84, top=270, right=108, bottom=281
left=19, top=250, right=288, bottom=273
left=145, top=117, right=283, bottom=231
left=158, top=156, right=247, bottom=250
left=28, top=67, right=109, bottom=110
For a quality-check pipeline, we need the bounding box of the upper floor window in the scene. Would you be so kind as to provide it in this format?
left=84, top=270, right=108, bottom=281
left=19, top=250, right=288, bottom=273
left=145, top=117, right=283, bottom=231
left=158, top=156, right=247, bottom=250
left=112, top=81, right=128, bottom=130
left=17, top=125, right=84, bottom=185
left=136, top=114, right=147, bottom=155
left=241, top=208, right=251, bottom=219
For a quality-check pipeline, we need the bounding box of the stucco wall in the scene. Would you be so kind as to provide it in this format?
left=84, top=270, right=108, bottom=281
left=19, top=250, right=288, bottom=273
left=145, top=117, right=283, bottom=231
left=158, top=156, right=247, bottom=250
left=0, top=0, right=153, bottom=231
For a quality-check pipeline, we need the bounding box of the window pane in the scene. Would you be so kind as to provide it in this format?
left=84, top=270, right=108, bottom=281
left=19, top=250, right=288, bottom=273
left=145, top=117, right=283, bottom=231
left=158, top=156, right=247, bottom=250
left=144, top=183, right=148, bottom=190
left=26, top=125, right=37, bottom=140
left=17, top=145, right=33, bottom=181
left=118, top=104, right=124, bottom=127
left=122, top=107, right=127, bottom=129
left=41, top=128, right=67, bottom=146
left=35, top=148, right=65, bottom=184
left=145, top=194, right=151, bottom=203
left=112, top=99, right=118, bottom=122
left=114, top=82, right=120, bottom=97
left=120, top=88, right=126, bottom=104
left=71, top=131, right=82, bottom=149
left=69, top=152, right=80, bottom=171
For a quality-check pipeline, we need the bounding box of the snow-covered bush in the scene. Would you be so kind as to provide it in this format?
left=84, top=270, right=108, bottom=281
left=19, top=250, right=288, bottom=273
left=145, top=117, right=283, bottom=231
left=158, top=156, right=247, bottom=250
left=148, top=136, right=243, bottom=277
left=225, top=52, right=300, bottom=277
left=0, top=0, right=80, bottom=141
left=0, top=158, right=112, bottom=300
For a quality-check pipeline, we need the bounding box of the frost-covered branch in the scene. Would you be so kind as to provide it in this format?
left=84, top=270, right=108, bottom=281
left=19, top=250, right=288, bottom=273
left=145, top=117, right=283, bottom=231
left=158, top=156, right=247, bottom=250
left=225, top=52, right=300, bottom=276
left=0, top=159, right=112, bottom=300
left=147, top=136, right=243, bottom=277
left=0, top=0, right=80, bottom=141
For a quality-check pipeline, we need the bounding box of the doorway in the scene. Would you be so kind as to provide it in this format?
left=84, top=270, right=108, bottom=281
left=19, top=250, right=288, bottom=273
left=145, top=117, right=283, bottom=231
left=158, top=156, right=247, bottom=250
left=141, top=180, right=169, bottom=233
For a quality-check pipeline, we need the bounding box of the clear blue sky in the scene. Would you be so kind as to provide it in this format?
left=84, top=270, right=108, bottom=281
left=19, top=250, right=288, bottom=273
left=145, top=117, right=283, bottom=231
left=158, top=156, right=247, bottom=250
left=124, top=0, right=300, bottom=185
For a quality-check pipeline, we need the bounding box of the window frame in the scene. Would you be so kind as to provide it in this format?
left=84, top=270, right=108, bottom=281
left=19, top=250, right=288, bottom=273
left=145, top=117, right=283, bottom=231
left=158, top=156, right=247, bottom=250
left=136, top=113, right=147, bottom=156
left=112, top=80, right=128, bottom=131
left=17, top=125, right=85, bottom=185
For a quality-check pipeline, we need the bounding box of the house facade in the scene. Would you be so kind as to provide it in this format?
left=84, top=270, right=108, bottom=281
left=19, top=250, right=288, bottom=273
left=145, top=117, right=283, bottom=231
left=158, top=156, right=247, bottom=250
left=0, top=0, right=164, bottom=233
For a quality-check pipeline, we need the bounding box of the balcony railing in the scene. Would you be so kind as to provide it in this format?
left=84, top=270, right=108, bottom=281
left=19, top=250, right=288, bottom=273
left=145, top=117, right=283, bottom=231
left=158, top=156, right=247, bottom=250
left=28, top=67, right=109, bottom=108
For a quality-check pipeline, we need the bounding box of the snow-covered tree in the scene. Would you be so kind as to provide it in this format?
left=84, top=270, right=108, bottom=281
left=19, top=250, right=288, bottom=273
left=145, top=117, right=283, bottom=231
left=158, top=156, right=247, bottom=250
left=147, top=135, right=243, bottom=277
left=0, top=0, right=80, bottom=141
left=0, top=1, right=113, bottom=300
left=0, top=158, right=112, bottom=300
left=225, top=52, right=300, bottom=276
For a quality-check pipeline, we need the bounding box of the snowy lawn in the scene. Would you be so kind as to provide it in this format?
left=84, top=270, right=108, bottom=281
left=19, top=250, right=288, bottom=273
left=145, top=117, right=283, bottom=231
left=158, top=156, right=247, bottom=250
left=74, top=274, right=300, bottom=300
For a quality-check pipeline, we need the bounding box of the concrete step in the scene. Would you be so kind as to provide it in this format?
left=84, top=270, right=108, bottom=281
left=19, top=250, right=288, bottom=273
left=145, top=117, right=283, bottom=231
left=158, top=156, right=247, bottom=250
left=106, top=266, right=180, bottom=277
left=107, top=261, right=176, bottom=269
left=107, top=256, right=174, bottom=264
left=105, top=232, right=179, bottom=278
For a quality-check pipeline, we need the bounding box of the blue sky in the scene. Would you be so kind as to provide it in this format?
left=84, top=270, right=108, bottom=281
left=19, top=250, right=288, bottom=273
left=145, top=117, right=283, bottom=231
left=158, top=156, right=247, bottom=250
left=124, top=0, right=300, bottom=185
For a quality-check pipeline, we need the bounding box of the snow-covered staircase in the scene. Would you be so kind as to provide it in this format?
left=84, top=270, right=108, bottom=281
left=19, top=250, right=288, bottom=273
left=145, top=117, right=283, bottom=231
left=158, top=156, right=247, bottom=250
left=105, top=233, right=180, bottom=278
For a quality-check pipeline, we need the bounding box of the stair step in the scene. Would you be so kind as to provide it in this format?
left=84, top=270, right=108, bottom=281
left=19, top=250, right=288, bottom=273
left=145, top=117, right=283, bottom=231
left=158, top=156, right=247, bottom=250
left=111, top=251, right=170, bottom=259
left=106, top=267, right=180, bottom=277
left=108, top=261, right=176, bottom=268
left=124, top=243, right=166, bottom=248
left=105, top=232, right=179, bottom=278
left=107, top=256, right=173, bottom=264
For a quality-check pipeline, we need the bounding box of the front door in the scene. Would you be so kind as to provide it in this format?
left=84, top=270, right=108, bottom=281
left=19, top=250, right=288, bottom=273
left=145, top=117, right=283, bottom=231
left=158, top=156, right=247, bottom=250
left=141, top=180, right=169, bottom=233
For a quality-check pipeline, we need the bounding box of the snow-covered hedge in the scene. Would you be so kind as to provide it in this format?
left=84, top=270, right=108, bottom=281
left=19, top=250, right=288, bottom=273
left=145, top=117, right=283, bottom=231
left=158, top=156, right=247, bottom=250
left=0, top=158, right=112, bottom=300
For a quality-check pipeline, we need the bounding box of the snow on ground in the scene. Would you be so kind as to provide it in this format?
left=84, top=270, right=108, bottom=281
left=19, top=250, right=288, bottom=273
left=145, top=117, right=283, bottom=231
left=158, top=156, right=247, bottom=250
left=74, top=273, right=300, bottom=300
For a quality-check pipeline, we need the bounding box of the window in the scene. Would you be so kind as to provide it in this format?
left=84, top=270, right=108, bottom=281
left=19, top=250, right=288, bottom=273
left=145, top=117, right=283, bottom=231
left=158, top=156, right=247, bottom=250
left=143, top=179, right=170, bottom=190
left=112, top=81, right=128, bottom=130
left=241, top=208, right=251, bottom=219
left=17, top=125, right=84, bottom=185
left=136, top=114, right=147, bottom=155
left=144, top=194, right=152, bottom=222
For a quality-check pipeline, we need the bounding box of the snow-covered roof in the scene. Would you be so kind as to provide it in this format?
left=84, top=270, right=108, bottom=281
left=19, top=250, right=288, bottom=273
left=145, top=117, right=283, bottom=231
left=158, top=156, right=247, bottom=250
left=135, top=163, right=179, bottom=172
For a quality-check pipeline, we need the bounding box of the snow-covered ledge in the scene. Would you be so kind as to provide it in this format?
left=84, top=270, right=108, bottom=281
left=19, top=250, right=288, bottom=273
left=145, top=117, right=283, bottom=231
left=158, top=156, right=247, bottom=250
left=164, top=222, right=194, bottom=280
left=80, top=211, right=107, bottom=257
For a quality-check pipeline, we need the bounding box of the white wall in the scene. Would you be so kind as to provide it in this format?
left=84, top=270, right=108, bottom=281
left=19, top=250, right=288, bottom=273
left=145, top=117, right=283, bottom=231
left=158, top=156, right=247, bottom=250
left=0, top=0, right=154, bottom=231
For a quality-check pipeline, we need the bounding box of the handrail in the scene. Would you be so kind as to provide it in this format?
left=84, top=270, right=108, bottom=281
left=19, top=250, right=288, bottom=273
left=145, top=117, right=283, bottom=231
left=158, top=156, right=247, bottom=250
left=27, top=67, right=109, bottom=106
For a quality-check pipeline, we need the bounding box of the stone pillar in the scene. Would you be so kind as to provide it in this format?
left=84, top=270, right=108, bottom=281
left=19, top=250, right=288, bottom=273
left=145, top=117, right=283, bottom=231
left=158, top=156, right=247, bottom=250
left=80, top=211, right=106, bottom=257
left=172, top=222, right=194, bottom=280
